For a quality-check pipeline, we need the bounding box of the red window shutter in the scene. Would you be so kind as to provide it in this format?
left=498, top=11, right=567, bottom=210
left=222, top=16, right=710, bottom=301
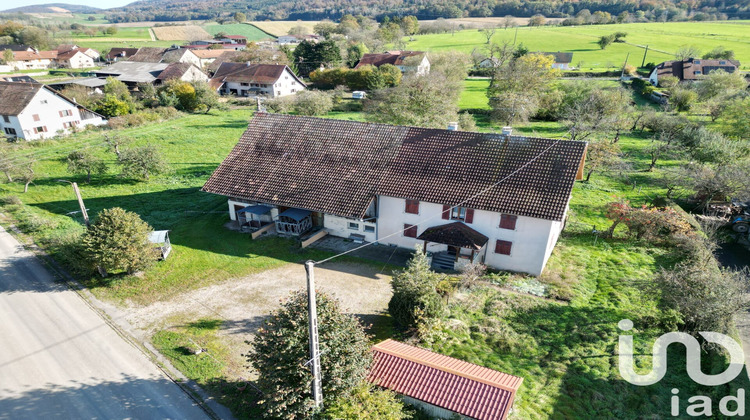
left=33, top=114, right=39, bottom=122
left=442, top=205, right=450, bottom=220
left=500, top=214, right=518, bottom=230
left=465, top=208, right=474, bottom=224
left=405, top=199, right=419, bottom=214
left=404, top=224, right=417, bottom=238
left=495, top=240, right=512, bottom=255
left=59, top=110, right=63, bottom=117
left=33, top=127, right=37, bottom=134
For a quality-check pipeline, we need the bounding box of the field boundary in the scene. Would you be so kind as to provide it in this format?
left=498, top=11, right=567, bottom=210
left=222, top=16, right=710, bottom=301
left=246, top=22, right=278, bottom=38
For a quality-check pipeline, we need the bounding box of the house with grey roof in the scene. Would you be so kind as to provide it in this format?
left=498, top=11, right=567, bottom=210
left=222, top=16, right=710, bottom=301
left=0, top=81, right=106, bottom=141
left=203, top=113, right=587, bottom=275
left=210, top=62, right=305, bottom=97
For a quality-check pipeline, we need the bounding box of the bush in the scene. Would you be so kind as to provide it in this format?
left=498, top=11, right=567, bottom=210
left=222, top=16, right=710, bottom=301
left=323, top=382, right=412, bottom=420
left=81, top=207, right=154, bottom=276
left=294, top=90, right=334, bottom=116
left=0, top=195, right=21, bottom=206
left=388, top=247, right=444, bottom=330
left=248, top=290, right=372, bottom=419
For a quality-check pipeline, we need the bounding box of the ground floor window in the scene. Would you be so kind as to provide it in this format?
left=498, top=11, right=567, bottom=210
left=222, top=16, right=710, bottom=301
left=495, top=240, right=512, bottom=255
left=404, top=224, right=417, bottom=238
left=348, top=222, right=359, bottom=230
left=4, top=127, right=16, bottom=135
left=364, top=225, right=375, bottom=233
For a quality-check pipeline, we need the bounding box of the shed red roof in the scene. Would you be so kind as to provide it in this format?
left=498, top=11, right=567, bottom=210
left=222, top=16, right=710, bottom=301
left=369, top=340, right=523, bottom=420
left=355, top=51, right=425, bottom=69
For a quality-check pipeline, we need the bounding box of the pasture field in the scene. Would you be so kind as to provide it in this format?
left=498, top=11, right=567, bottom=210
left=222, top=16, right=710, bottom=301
left=203, top=23, right=274, bottom=41
left=71, top=40, right=178, bottom=52
left=71, top=27, right=153, bottom=41
left=248, top=20, right=319, bottom=37
left=407, top=21, right=750, bottom=69
left=152, top=25, right=212, bottom=41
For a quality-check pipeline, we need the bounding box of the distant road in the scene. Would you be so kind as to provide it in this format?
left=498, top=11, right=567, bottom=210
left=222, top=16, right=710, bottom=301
left=0, top=226, right=210, bottom=420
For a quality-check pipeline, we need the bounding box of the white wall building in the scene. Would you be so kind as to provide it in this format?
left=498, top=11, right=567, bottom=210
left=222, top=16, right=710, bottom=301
left=204, top=114, right=587, bottom=276
left=57, top=49, right=96, bottom=69
left=0, top=81, right=106, bottom=141
left=210, top=63, right=306, bottom=98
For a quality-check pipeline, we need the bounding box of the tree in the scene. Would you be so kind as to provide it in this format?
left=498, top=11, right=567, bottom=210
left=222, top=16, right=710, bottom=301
left=502, top=15, right=516, bottom=29
left=613, top=32, right=628, bottom=42
left=314, top=21, right=338, bottom=38
left=323, top=383, right=411, bottom=420
left=398, top=16, right=419, bottom=39
left=248, top=290, right=371, bottom=419
left=60, top=84, right=98, bottom=109
left=82, top=207, right=154, bottom=276
left=160, top=80, right=197, bottom=111
left=528, top=14, right=546, bottom=26
left=95, top=94, right=131, bottom=117
left=694, top=69, right=747, bottom=100
left=563, top=86, right=630, bottom=140
left=678, top=163, right=750, bottom=209
left=192, top=81, right=220, bottom=113
left=233, top=12, right=246, bottom=23
left=656, top=263, right=749, bottom=335
left=702, top=46, right=735, bottom=60
left=479, top=27, right=496, bottom=44
left=365, top=73, right=461, bottom=129
left=657, top=75, right=679, bottom=90
left=104, top=134, right=130, bottom=159
left=105, top=26, right=119, bottom=35
left=1, top=49, right=13, bottom=65
left=103, top=77, right=132, bottom=102
left=721, top=97, right=750, bottom=139
left=597, top=34, right=615, bottom=49
left=345, top=42, right=368, bottom=68
left=118, top=145, right=167, bottom=181
left=293, top=40, right=342, bottom=77
left=288, top=25, right=308, bottom=36
left=388, top=247, right=443, bottom=330
left=582, top=139, right=621, bottom=181
left=67, top=150, right=107, bottom=183
left=668, top=87, right=697, bottom=112
left=294, top=90, right=334, bottom=116
left=426, top=50, right=471, bottom=82
left=675, top=45, right=701, bottom=60
left=489, top=53, right=558, bottom=124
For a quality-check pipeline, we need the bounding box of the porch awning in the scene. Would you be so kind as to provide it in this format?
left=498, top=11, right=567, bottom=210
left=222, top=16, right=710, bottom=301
left=148, top=230, right=169, bottom=244
left=417, top=222, right=489, bottom=250
left=237, top=205, right=273, bottom=216
left=278, top=208, right=311, bottom=222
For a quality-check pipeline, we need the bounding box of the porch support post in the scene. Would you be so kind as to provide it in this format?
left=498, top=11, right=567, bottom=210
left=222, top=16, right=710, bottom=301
left=423, top=241, right=427, bottom=253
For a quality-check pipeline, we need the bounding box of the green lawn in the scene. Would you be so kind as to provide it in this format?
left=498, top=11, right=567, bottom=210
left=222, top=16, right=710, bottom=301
left=460, top=78, right=491, bottom=110
left=0, top=109, right=333, bottom=305
left=203, top=23, right=274, bottom=41
left=407, top=21, right=750, bottom=70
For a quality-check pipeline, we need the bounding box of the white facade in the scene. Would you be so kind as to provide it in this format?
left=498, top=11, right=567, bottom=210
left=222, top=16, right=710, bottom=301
left=0, top=88, right=106, bottom=141
left=376, top=195, right=564, bottom=276
left=179, top=65, right=209, bottom=83
left=220, top=67, right=305, bottom=98
left=58, top=51, right=96, bottom=69
left=9, top=57, right=54, bottom=70
left=399, top=56, right=431, bottom=76
left=551, top=62, right=570, bottom=70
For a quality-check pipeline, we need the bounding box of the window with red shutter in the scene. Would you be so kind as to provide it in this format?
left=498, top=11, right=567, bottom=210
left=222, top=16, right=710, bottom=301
left=465, top=208, right=474, bottom=224
left=495, top=240, right=512, bottom=255
left=499, top=214, right=517, bottom=230
left=405, top=199, right=419, bottom=214
left=441, top=205, right=450, bottom=220
left=403, top=224, right=417, bottom=238
left=58, top=111, right=63, bottom=117
left=33, top=114, right=40, bottom=122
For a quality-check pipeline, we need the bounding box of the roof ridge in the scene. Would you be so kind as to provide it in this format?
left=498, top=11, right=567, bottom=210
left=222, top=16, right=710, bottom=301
left=372, top=339, right=522, bottom=393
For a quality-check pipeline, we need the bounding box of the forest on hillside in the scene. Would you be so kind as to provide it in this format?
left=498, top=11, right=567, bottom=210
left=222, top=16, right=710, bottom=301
left=105, top=0, right=750, bottom=23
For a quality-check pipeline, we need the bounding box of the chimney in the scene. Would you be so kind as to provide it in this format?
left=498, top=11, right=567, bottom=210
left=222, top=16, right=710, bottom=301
left=447, top=122, right=459, bottom=131
left=501, top=126, right=513, bottom=136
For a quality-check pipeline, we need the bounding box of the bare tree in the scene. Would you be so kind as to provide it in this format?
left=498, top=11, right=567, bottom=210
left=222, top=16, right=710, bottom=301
left=479, top=27, right=497, bottom=44
left=503, top=15, right=516, bottom=29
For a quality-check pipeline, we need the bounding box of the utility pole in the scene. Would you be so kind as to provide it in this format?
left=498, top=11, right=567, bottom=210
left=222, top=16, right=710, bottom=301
left=72, top=182, right=90, bottom=228
left=513, top=26, right=518, bottom=45
left=641, top=45, right=649, bottom=68
left=304, top=260, right=323, bottom=409
left=621, top=52, right=630, bottom=79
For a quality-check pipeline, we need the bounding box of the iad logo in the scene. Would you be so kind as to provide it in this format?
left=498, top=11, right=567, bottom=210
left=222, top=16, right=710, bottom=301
left=617, top=319, right=747, bottom=417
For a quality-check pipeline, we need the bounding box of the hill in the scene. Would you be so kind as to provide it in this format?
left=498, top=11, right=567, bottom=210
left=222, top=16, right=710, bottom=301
left=2, top=3, right=102, bottom=13
left=105, top=0, right=750, bottom=23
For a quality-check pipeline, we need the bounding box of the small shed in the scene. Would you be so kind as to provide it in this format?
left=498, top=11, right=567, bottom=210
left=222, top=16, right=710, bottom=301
left=352, top=91, right=366, bottom=99
left=148, top=230, right=172, bottom=260
left=236, top=204, right=273, bottom=231
left=275, top=208, right=313, bottom=236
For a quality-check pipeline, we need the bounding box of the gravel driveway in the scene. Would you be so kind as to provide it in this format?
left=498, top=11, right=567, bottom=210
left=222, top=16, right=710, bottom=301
left=119, top=261, right=393, bottom=377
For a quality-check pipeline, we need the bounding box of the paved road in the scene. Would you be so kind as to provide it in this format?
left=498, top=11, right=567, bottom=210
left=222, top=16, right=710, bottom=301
left=0, top=226, right=210, bottom=420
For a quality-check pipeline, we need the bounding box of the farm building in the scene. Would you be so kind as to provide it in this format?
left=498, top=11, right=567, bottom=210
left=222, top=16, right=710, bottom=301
left=0, top=81, right=106, bottom=141
left=7, top=49, right=58, bottom=70
left=369, top=340, right=523, bottom=420
left=356, top=51, right=430, bottom=75
left=128, top=47, right=201, bottom=67
left=94, top=62, right=169, bottom=87
left=649, top=58, right=740, bottom=85
left=106, top=47, right=139, bottom=62
left=277, top=34, right=321, bottom=45
left=155, top=62, right=209, bottom=83
left=56, top=48, right=96, bottom=69
left=48, top=77, right=107, bottom=94
left=540, top=52, right=574, bottom=70
left=203, top=113, right=587, bottom=276
left=209, top=63, right=305, bottom=98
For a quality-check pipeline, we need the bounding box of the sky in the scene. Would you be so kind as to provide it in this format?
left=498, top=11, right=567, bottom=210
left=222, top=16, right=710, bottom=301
left=3, top=0, right=134, bottom=10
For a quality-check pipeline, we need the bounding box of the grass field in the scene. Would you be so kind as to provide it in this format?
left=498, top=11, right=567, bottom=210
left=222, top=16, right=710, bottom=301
left=248, top=21, right=319, bottom=37
left=203, top=23, right=274, bottom=41
left=152, top=25, right=211, bottom=41
left=70, top=27, right=152, bottom=41
left=407, top=21, right=750, bottom=70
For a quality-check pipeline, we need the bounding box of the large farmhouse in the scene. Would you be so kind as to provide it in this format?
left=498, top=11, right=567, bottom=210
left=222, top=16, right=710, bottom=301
left=0, top=81, right=106, bottom=141
left=209, top=63, right=305, bottom=97
left=356, top=51, right=430, bottom=75
left=203, top=114, right=587, bottom=276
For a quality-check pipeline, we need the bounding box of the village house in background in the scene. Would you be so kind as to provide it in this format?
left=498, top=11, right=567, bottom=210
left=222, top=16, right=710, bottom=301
left=369, top=339, right=523, bottom=420
left=94, top=61, right=208, bottom=88
left=203, top=114, right=587, bottom=276
left=184, top=35, right=248, bottom=51
left=541, top=51, right=574, bottom=70
left=6, top=49, right=58, bottom=70
left=277, top=34, right=322, bottom=46
left=649, top=57, right=740, bottom=85
left=0, top=81, right=106, bottom=141
left=356, top=51, right=431, bottom=75
left=128, top=46, right=201, bottom=67
left=106, top=47, right=139, bottom=62
left=56, top=45, right=97, bottom=69
left=209, top=63, right=305, bottom=97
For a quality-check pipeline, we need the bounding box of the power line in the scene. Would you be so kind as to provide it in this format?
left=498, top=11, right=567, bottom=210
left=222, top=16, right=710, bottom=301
left=313, top=138, right=563, bottom=266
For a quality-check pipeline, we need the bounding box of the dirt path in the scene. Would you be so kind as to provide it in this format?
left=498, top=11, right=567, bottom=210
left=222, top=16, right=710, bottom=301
left=122, top=262, right=393, bottom=375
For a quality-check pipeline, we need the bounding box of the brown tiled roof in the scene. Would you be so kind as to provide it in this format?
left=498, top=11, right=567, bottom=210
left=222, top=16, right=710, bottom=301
left=541, top=51, right=573, bottom=64
left=57, top=44, right=77, bottom=53
left=0, top=81, right=42, bottom=115
left=369, top=340, right=522, bottom=420
left=106, top=47, right=138, bottom=60
left=192, top=49, right=229, bottom=59
left=417, top=222, right=488, bottom=249
left=57, top=49, right=86, bottom=60
left=128, top=47, right=168, bottom=62
left=156, top=62, right=193, bottom=81
left=355, top=51, right=425, bottom=68
left=12, top=50, right=57, bottom=61
left=203, top=114, right=587, bottom=221
left=655, top=58, right=740, bottom=81
left=210, top=62, right=288, bottom=84
left=206, top=51, right=243, bottom=73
